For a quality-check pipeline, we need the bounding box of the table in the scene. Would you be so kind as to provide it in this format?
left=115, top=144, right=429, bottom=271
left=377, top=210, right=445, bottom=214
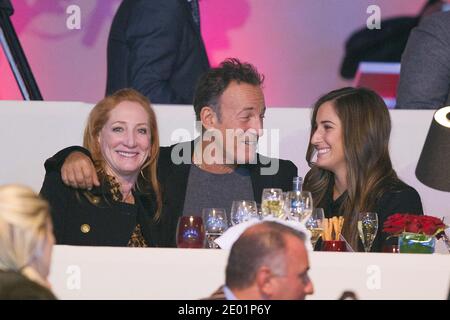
left=49, top=245, right=450, bottom=300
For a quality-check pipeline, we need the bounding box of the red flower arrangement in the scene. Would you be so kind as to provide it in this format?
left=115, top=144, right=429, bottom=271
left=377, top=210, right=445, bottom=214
left=383, top=213, right=446, bottom=237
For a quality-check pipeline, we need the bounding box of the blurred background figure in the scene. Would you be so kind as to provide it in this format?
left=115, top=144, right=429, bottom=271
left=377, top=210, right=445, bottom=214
left=106, top=0, right=210, bottom=104
left=396, top=9, right=450, bottom=109
left=0, top=184, right=56, bottom=299
left=340, top=0, right=448, bottom=80
left=207, top=221, right=313, bottom=300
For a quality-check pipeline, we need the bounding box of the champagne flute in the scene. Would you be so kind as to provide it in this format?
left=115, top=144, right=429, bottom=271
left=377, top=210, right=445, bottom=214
left=358, top=212, right=378, bottom=252
left=176, top=216, right=205, bottom=248
left=261, top=188, right=284, bottom=218
left=285, top=190, right=313, bottom=223
left=202, top=208, right=228, bottom=249
left=305, top=208, right=325, bottom=249
left=230, top=200, right=258, bottom=225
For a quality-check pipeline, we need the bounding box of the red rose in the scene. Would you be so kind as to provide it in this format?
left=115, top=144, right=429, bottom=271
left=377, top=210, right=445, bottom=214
left=421, top=220, right=435, bottom=235
left=383, top=213, right=409, bottom=234
left=407, top=216, right=421, bottom=233
left=383, top=213, right=446, bottom=236
left=420, top=216, right=445, bottom=235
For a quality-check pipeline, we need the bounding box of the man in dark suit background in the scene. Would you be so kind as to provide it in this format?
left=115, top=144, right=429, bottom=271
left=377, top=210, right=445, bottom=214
left=106, top=0, right=210, bottom=104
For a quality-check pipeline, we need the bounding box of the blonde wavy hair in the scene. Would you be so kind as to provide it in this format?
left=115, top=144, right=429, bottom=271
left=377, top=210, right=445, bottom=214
left=0, top=184, right=53, bottom=287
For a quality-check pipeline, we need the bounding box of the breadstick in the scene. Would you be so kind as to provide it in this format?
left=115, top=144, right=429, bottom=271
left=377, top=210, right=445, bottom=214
left=326, top=218, right=332, bottom=241
left=332, top=216, right=339, bottom=240
left=339, top=216, right=344, bottom=236
left=323, top=218, right=329, bottom=241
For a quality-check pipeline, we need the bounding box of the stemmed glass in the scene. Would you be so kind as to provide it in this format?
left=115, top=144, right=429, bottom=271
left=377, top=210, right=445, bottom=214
left=230, top=200, right=258, bottom=225
left=261, top=188, right=285, bottom=218
left=305, top=208, right=325, bottom=249
left=202, top=208, right=228, bottom=249
left=285, top=190, right=313, bottom=223
left=176, top=216, right=205, bottom=248
left=441, top=216, right=450, bottom=253
left=358, top=212, right=378, bottom=252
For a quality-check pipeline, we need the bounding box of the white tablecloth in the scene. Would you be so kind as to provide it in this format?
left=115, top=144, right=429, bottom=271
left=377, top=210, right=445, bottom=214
left=49, top=245, right=450, bottom=300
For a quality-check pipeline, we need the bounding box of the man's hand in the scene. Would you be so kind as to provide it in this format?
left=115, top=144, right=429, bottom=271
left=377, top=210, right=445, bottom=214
left=61, top=151, right=100, bottom=190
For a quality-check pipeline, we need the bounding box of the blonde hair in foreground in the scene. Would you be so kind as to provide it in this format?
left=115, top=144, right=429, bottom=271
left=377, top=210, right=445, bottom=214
left=0, top=184, right=52, bottom=287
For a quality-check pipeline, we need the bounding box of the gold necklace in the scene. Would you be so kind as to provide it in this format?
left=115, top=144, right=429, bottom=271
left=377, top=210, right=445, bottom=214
left=122, top=191, right=134, bottom=204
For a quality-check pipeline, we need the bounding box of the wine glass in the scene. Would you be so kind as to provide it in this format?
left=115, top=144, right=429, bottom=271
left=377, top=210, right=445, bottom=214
left=285, top=190, right=313, bottom=223
left=230, top=200, right=258, bottom=225
left=202, top=208, right=228, bottom=249
left=305, top=208, right=325, bottom=249
left=441, top=216, right=450, bottom=253
left=176, top=216, right=205, bottom=248
left=261, top=188, right=285, bottom=218
left=358, top=212, right=378, bottom=252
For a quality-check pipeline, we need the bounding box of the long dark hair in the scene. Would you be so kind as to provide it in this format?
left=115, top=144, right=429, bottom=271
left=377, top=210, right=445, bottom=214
left=304, top=87, right=404, bottom=249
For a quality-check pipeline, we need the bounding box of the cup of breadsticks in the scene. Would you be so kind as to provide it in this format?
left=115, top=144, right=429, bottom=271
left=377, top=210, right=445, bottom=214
left=321, top=216, right=346, bottom=252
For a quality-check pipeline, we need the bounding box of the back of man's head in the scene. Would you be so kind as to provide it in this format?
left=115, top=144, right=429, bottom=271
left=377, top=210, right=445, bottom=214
left=193, top=58, right=264, bottom=121
left=225, top=221, right=312, bottom=300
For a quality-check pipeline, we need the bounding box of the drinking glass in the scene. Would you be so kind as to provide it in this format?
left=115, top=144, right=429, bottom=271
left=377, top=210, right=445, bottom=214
left=441, top=216, right=450, bottom=253
left=176, top=216, right=205, bottom=248
left=358, top=212, right=378, bottom=252
left=230, top=200, right=258, bottom=225
left=305, top=208, right=325, bottom=249
left=202, top=208, right=228, bottom=249
left=285, top=190, right=313, bottom=223
left=261, top=188, right=285, bottom=218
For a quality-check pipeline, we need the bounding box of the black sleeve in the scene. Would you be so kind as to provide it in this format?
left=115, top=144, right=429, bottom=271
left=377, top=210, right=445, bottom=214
left=39, top=170, right=72, bottom=244
left=44, top=146, right=92, bottom=173
left=117, top=0, right=185, bottom=103
left=374, top=186, right=424, bottom=251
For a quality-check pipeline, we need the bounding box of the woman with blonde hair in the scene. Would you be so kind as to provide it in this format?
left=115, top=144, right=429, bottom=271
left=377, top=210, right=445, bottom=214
left=0, top=184, right=56, bottom=299
left=40, top=88, right=163, bottom=247
left=304, top=87, right=423, bottom=252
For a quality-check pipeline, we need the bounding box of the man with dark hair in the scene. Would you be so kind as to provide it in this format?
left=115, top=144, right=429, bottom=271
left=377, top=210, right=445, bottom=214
left=106, top=0, right=209, bottom=104
left=45, top=58, right=297, bottom=247
left=156, top=58, right=297, bottom=245
left=193, top=58, right=264, bottom=121
left=208, top=221, right=313, bottom=300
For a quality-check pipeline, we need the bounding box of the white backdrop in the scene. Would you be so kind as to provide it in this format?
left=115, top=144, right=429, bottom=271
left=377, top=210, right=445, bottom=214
left=0, top=101, right=449, bottom=218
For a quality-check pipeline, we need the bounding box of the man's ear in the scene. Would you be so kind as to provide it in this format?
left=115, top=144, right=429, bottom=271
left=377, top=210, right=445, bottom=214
left=200, top=106, right=218, bottom=130
left=255, top=266, right=276, bottom=299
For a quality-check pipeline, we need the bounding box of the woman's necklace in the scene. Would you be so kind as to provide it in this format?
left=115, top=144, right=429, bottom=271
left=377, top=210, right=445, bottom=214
left=122, top=190, right=134, bottom=204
